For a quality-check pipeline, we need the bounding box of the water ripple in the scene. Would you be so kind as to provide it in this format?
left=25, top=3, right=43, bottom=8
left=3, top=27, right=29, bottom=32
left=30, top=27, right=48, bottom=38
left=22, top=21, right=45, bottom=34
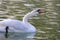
left=24, top=4, right=35, bottom=7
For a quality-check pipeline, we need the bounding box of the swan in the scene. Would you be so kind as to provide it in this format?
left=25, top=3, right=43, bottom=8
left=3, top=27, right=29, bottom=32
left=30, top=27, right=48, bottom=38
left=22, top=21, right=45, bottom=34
left=0, top=8, right=45, bottom=33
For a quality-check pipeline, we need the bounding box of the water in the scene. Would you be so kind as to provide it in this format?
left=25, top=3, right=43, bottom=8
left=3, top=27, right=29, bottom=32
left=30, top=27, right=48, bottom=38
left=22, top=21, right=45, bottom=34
left=0, top=0, right=59, bottom=40
left=0, top=32, right=36, bottom=40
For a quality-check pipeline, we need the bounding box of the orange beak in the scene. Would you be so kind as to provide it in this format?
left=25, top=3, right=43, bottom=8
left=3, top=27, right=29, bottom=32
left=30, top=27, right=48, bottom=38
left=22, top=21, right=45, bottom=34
left=38, top=9, right=45, bottom=14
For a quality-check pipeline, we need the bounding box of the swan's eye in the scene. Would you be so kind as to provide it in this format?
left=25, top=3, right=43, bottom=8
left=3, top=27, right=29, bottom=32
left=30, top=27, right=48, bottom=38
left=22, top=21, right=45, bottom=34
left=37, top=9, right=40, bottom=12
left=37, top=9, right=45, bottom=13
left=37, top=9, right=41, bottom=13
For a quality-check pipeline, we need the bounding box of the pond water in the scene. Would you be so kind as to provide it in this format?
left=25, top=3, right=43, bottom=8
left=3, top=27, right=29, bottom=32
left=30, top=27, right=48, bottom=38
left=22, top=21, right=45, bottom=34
left=0, top=0, right=60, bottom=40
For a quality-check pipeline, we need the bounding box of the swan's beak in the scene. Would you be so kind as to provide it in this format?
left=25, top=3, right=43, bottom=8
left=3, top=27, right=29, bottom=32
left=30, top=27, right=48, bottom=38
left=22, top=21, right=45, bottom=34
left=39, top=9, right=46, bottom=14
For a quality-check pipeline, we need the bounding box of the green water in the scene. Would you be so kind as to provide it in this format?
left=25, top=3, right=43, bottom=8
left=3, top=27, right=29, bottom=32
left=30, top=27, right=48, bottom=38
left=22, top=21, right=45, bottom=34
left=0, top=0, right=60, bottom=40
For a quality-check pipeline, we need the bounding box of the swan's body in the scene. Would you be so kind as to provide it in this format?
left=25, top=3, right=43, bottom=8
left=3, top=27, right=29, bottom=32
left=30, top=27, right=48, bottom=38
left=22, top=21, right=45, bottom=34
left=0, top=8, right=44, bottom=33
left=0, top=19, right=36, bottom=32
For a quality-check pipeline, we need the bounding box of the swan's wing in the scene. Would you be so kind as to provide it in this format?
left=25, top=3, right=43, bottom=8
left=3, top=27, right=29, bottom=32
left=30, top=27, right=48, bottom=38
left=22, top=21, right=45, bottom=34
left=0, top=20, right=27, bottom=32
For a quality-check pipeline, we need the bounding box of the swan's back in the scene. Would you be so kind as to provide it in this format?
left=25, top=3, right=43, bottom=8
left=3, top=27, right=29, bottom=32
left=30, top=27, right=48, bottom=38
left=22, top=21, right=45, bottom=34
left=0, top=19, right=22, bottom=27
left=0, top=19, right=28, bottom=32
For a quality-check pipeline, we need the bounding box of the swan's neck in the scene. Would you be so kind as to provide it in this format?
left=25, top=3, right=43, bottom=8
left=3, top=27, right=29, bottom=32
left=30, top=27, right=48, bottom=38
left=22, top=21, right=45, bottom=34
left=22, top=11, right=37, bottom=32
left=23, top=12, right=32, bottom=23
left=23, top=11, right=36, bottom=23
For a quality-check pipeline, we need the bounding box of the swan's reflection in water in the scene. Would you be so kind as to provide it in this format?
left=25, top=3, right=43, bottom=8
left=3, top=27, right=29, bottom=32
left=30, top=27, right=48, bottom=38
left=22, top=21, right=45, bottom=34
left=0, top=32, right=36, bottom=40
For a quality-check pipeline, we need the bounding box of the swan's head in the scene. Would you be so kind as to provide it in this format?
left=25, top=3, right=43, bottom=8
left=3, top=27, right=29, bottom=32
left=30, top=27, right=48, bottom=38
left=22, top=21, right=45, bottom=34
left=31, top=8, right=45, bottom=15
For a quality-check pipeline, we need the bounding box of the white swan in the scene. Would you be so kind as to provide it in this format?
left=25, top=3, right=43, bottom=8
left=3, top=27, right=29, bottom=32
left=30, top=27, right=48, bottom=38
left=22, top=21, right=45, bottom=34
left=0, top=8, right=44, bottom=33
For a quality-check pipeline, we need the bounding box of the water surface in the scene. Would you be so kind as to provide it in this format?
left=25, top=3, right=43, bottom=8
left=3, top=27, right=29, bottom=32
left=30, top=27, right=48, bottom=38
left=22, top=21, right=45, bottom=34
left=0, top=0, right=59, bottom=40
